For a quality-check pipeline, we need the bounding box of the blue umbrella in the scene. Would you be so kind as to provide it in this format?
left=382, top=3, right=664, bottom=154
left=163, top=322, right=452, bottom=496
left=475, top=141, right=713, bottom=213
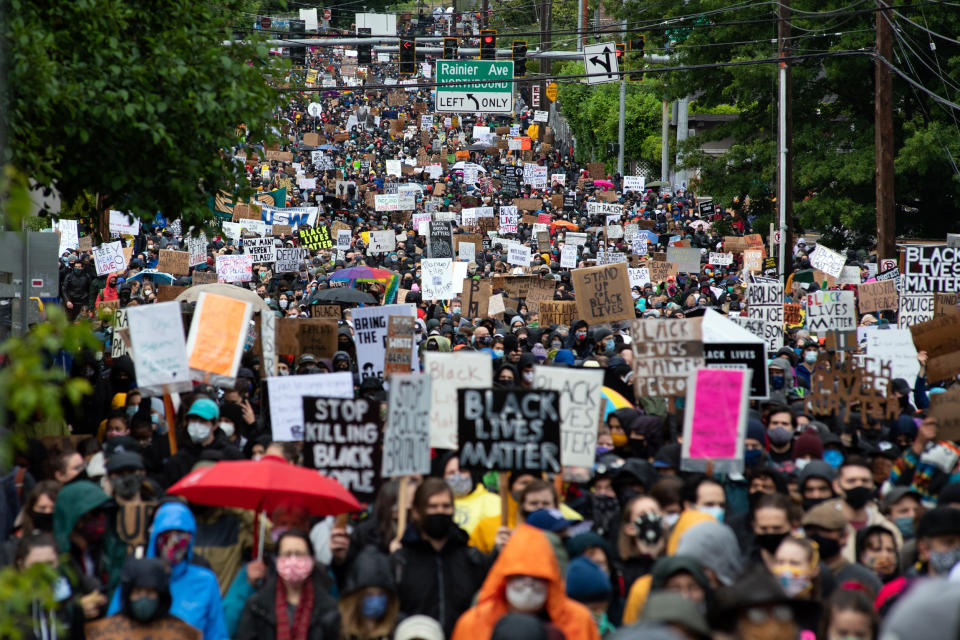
left=317, top=144, right=338, bottom=150
left=638, top=229, right=660, bottom=242
left=126, top=270, right=176, bottom=285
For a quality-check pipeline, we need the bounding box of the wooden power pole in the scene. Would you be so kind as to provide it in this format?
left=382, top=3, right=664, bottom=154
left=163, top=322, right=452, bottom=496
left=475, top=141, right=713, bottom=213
left=875, top=0, right=896, bottom=260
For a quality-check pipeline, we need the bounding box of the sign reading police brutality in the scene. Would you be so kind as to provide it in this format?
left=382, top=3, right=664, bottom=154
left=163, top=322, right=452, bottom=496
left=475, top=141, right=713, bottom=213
left=382, top=373, right=432, bottom=478
left=571, top=263, right=634, bottom=323
left=805, top=290, right=856, bottom=332
left=303, top=396, right=383, bottom=502
left=746, top=282, right=784, bottom=352
left=458, top=388, right=561, bottom=473
left=631, top=318, right=704, bottom=398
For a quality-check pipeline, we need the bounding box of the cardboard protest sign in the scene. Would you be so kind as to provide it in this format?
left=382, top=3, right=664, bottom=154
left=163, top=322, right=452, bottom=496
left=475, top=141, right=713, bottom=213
left=804, top=358, right=900, bottom=425
left=858, top=279, right=898, bottom=314
left=298, top=227, right=333, bottom=249
left=513, top=198, right=541, bottom=211
left=808, top=244, right=846, bottom=278
left=929, top=388, right=960, bottom=441
left=461, top=278, right=491, bottom=319
left=421, top=258, right=455, bottom=300
left=308, top=304, right=342, bottom=320
left=539, top=301, right=578, bottom=327
left=275, top=247, right=308, bottom=273
left=805, top=290, right=856, bottom=333
left=126, top=302, right=192, bottom=396
left=909, top=314, right=960, bottom=381
left=681, top=369, right=751, bottom=473
left=215, top=255, right=253, bottom=283
left=275, top=318, right=337, bottom=357
left=571, top=263, right=635, bottom=323
left=303, top=397, right=382, bottom=502
left=457, top=389, right=561, bottom=473
left=935, top=292, right=959, bottom=317
left=192, top=271, right=218, bottom=285
left=743, top=250, right=763, bottom=273
left=382, top=373, right=432, bottom=477
left=746, top=282, right=784, bottom=352
left=92, top=242, right=126, bottom=276
left=353, top=304, right=417, bottom=382
left=185, top=292, right=252, bottom=384
left=666, top=247, right=702, bottom=274
left=532, top=367, right=604, bottom=468
left=648, top=261, right=678, bottom=284
left=784, top=303, right=803, bottom=325
left=424, top=352, right=492, bottom=449
left=265, top=372, right=353, bottom=441
left=384, top=316, right=416, bottom=377
left=85, top=613, right=200, bottom=640
left=115, top=501, right=157, bottom=554
left=631, top=318, right=704, bottom=397
left=243, top=237, right=276, bottom=264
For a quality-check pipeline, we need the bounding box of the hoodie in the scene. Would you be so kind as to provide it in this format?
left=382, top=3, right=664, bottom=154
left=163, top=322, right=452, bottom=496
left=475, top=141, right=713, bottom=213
left=767, top=355, right=795, bottom=405
left=53, top=480, right=126, bottom=592
left=452, top=525, right=600, bottom=640
left=107, top=501, right=228, bottom=640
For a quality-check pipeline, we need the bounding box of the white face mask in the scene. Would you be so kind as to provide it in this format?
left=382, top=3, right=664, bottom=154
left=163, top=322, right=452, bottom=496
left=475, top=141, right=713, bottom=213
left=219, top=421, right=235, bottom=438
left=187, top=421, right=212, bottom=444
left=279, top=299, right=289, bottom=309
left=662, top=512, right=680, bottom=530
left=505, top=577, right=548, bottom=613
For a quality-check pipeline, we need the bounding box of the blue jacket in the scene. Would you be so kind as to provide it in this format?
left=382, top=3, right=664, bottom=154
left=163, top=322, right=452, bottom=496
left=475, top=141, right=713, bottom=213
left=108, top=502, right=228, bottom=640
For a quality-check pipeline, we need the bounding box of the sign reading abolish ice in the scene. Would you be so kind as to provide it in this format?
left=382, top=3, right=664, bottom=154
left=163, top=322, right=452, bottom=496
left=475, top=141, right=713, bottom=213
left=303, top=397, right=382, bottom=502
left=435, top=60, right=514, bottom=113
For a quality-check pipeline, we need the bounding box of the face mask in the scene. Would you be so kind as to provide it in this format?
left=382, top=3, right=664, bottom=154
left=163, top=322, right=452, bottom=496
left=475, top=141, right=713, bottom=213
left=422, top=513, right=453, bottom=539
left=595, top=446, right=612, bottom=456
left=662, top=512, right=680, bottom=530
left=824, top=449, right=844, bottom=469
left=611, top=432, right=628, bottom=448
left=276, top=555, right=314, bottom=584
left=447, top=474, right=474, bottom=497
left=770, top=375, right=785, bottom=390
left=492, top=349, right=504, bottom=359
left=843, top=486, right=873, bottom=510
left=928, top=548, right=960, bottom=575
left=808, top=533, right=840, bottom=560
left=81, top=513, right=107, bottom=542
left=157, top=530, right=191, bottom=565
left=126, top=405, right=137, bottom=418
left=767, top=427, right=793, bottom=447
left=804, top=351, right=818, bottom=364
left=219, top=421, right=235, bottom=438
left=129, top=596, right=159, bottom=622
left=279, top=299, right=289, bottom=309
left=187, top=421, right=211, bottom=444
left=110, top=474, right=142, bottom=500
left=755, top=532, right=788, bottom=554
left=452, top=307, right=461, bottom=315
left=576, top=331, right=587, bottom=340
left=264, top=297, right=272, bottom=305
left=151, top=413, right=160, bottom=425
left=360, top=593, right=389, bottom=620
left=30, top=511, right=54, bottom=532
left=697, top=505, right=725, bottom=523
left=744, top=449, right=763, bottom=467
left=774, top=566, right=811, bottom=597
left=505, top=578, right=548, bottom=613
left=894, top=516, right=915, bottom=540
left=522, top=370, right=534, bottom=384
left=550, top=340, right=562, bottom=349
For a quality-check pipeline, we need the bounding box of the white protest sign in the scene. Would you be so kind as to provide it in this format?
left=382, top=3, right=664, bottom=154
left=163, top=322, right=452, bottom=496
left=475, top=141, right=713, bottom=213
left=587, top=202, right=623, bottom=216
left=551, top=174, right=566, bottom=186
left=746, top=282, right=785, bottom=351
left=499, top=206, right=518, bottom=234
left=808, top=244, right=846, bottom=278
left=632, top=236, right=648, bottom=256
left=424, top=352, right=492, bottom=449
left=421, top=258, right=455, bottom=300
left=709, top=252, right=733, bottom=266
left=337, top=229, right=352, bottom=251
left=837, top=265, right=862, bottom=285
left=108, top=210, right=140, bottom=236
left=459, top=241, right=476, bottom=262
left=386, top=159, right=402, bottom=177
left=216, top=254, right=254, bottom=283
left=629, top=267, right=650, bottom=288
left=352, top=304, right=418, bottom=382
left=623, top=176, right=646, bottom=192
left=267, top=372, right=354, bottom=441
left=93, top=242, right=126, bottom=276
left=522, top=164, right=548, bottom=189
left=275, top=247, right=308, bottom=273
left=532, top=367, right=604, bottom=468
left=864, top=327, right=920, bottom=382
left=534, top=110, right=549, bottom=122
left=187, top=234, right=208, bottom=267
left=53, top=219, right=80, bottom=256
left=367, top=230, right=396, bottom=254
left=244, top=237, right=276, bottom=263
left=126, top=302, right=192, bottom=396
left=383, top=372, right=433, bottom=477
left=507, top=244, right=531, bottom=266
left=805, top=290, right=856, bottom=333
left=560, top=244, right=578, bottom=269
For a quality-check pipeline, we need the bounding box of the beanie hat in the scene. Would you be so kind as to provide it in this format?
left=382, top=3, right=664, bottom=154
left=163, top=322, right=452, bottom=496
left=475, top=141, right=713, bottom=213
left=793, top=428, right=824, bottom=460
left=565, top=556, right=612, bottom=603
left=746, top=417, right=766, bottom=445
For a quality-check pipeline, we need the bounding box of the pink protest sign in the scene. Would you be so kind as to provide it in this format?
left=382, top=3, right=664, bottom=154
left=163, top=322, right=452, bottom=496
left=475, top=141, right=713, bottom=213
left=682, top=368, right=751, bottom=473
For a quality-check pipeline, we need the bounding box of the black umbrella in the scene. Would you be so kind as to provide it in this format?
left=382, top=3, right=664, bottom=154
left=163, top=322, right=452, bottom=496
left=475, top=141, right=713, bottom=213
left=467, top=142, right=487, bottom=151
left=309, top=287, right=377, bottom=304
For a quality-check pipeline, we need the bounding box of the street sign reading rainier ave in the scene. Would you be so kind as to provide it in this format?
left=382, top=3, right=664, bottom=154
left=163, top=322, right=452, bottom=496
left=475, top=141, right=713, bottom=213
left=435, top=60, right=514, bottom=113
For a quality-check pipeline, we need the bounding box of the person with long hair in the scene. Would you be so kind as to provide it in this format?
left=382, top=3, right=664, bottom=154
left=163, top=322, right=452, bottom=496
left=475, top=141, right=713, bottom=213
left=819, top=588, right=878, bottom=640
left=322, top=546, right=400, bottom=640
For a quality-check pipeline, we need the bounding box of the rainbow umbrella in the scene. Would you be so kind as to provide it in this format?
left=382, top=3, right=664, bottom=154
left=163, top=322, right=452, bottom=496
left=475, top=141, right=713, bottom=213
left=327, top=266, right=400, bottom=304
left=602, top=386, right=634, bottom=420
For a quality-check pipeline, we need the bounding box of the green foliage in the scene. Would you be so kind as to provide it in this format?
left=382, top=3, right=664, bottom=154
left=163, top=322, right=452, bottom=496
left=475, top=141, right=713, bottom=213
left=2, top=0, right=285, bottom=228
left=0, top=563, right=60, bottom=640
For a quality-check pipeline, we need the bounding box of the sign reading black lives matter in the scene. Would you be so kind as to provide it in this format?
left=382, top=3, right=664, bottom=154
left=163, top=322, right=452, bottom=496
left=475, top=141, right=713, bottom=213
left=303, top=396, right=382, bottom=502
left=457, top=388, right=561, bottom=473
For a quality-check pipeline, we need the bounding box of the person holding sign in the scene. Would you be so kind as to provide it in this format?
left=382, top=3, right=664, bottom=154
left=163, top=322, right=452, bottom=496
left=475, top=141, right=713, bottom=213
left=161, top=398, right=242, bottom=488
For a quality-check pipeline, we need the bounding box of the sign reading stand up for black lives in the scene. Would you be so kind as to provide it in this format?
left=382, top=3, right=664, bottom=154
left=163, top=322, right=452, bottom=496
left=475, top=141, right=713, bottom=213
left=457, top=388, right=561, bottom=473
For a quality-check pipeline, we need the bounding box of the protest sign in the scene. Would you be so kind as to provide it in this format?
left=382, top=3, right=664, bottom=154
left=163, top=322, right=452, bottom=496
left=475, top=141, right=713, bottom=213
left=265, top=372, right=353, bottom=441
left=560, top=244, right=578, bottom=269
left=631, top=318, right=704, bottom=397
left=808, top=244, right=846, bottom=277
left=458, top=389, right=561, bottom=473
left=192, top=271, right=218, bottom=285
left=424, top=352, right=492, bottom=449
left=681, top=369, right=751, bottom=473
left=458, top=241, right=476, bottom=262
left=111, top=309, right=131, bottom=358
left=337, top=229, right=352, bottom=251
left=215, top=254, right=253, bottom=283
left=709, top=252, right=733, bottom=266
left=382, top=373, right=432, bottom=477
left=899, top=292, right=933, bottom=328
left=666, top=247, right=701, bottom=274
left=187, top=235, right=208, bottom=267
left=384, top=316, right=416, bottom=377
left=628, top=268, right=650, bottom=288
left=864, top=327, right=920, bottom=382
left=108, top=210, right=140, bottom=236
left=743, top=250, right=763, bottom=273
left=586, top=202, right=623, bottom=216
left=837, top=266, right=862, bottom=285
left=935, top=292, right=959, bottom=317
left=427, top=221, right=454, bottom=258
left=571, top=263, right=634, bottom=323
left=85, top=614, right=200, bottom=640
left=185, top=293, right=252, bottom=384
left=858, top=279, right=898, bottom=314
left=157, top=250, right=190, bottom=275
left=539, top=301, right=578, bottom=327
left=126, top=302, right=192, bottom=396
left=461, top=278, right=491, bottom=318
left=275, top=318, right=337, bottom=357
left=155, top=285, right=184, bottom=303
left=531, top=367, right=604, bottom=468
left=367, top=230, right=396, bottom=254
left=507, top=244, right=531, bottom=266
left=275, top=247, right=308, bottom=273
left=746, top=282, right=784, bottom=351
left=623, top=175, right=645, bottom=192
left=909, top=314, right=960, bottom=381
left=308, top=304, right=342, bottom=320
left=648, top=261, right=678, bottom=284
left=784, top=303, right=803, bottom=325
left=498, top=206, right=519, bottom=234
left=930, top=388, right=960, bottom=441
left=53, top=219, right=80, bottom=256
left=243, top=237, right=276, bottom=264
left=903, top=245, right=960, bottom=292
left=303, top=397, right=383, bottom=502
left=93, top=242, right=126, bottom=276
left=353, top=304, right=417, bottom=382
left=298, top=227, right=333, bottom=249
left=421, top=258, right=455, bottom=300
left=805, top=290, right=856, bottom=333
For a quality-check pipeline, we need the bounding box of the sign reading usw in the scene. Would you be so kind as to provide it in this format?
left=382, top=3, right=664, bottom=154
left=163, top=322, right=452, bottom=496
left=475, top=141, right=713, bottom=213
left=435, top=60, right=514, bottom=113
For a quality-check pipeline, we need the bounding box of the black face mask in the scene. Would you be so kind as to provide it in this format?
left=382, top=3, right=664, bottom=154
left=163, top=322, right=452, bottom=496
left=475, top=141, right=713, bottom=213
left=802, top=496, right=830, bottom=512
left=844, top=486, right=873, bottom=510
left=808, top=533, right=840, bottom=560
left=30, top=511, right=54, bottom=533
left=755, top=532, right=788, bottom=554
left=422, top=513, right=453, bottom=539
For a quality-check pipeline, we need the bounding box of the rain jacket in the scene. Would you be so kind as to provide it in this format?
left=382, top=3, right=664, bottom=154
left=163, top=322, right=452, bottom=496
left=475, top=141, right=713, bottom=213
left=451, top=524, right=600, bottom=640
left=107, top=501, right=228, bottom=640
left=454, top=483, right=502, bottom=538
left=236, top=568, right=337, bottom=640
left=52, top=480, right=126, bottom=593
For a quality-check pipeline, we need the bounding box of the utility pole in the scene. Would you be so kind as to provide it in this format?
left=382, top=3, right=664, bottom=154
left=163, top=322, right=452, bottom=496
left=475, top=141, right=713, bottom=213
left=675, top=97, right=689, bottom=188
left=875, top=0, right=896, bottom=260
left=661, top=100, right=670, bottom=181
left=576, top=0, right=585, bottom=51
left=481, top=0, right=488, bottom=28
left=539, top=0, right=552, bottom=107
left=617, top=14, right=627, bottom=175
left=777, top=0, right=794, bottom=281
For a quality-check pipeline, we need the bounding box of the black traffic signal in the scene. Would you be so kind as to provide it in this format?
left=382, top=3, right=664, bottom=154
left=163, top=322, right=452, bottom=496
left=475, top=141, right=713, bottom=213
left=399, top=38, right=416, bottom=74
left=630, top=34, right=646, bottom=56
left=480, top=29, right=496, bottom=60
left=443, top=37, right=458, bottom=59
left=512, top=40, right=527, bottom=77
left=629, top=35, right=645, bottom=82
left=357, top=27, right=371, bottom=64
left=289, top=19, right=306, bottom=67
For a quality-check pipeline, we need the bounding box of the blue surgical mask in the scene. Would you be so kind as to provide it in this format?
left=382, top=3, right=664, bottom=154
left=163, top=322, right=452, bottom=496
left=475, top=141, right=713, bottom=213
left=824, top=449, right=844, bottom=469
left=126, top=406, right=138, bottom=418
left=452, top=307, right=461, bottom=315
left=894, top=516, right=915, bottom=540
left=744, top=449, right=763, bottom=467
left=360, top=593, right=389, bottom=620
left=604, top=339, right=615, bottom=353
left=804, top=351, right=818, bottom=364
left=492, top=349, right=504, bottom=359
left=697, top=505, right=725, bottom=523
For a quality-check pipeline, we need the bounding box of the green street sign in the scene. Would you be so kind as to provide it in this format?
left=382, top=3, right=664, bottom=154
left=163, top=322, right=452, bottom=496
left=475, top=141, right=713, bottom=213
left=435, top=59, right=514, bottom=113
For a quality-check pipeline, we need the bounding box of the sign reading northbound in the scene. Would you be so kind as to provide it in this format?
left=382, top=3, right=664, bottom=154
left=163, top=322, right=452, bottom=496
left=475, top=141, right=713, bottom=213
left=435, top=59, right=514, bottom=113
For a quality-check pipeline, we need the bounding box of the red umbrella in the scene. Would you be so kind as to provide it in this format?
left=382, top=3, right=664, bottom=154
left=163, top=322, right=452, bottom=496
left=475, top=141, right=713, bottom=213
left=167, top=457, right=362, bottom=515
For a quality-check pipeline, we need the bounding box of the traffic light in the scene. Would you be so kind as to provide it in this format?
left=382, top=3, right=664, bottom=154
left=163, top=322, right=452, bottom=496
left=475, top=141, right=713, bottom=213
left=357, top=27, right=371, bottom=64
left=289, top=19, right=306, bottom=67
left=630, top=34, right=646, bottom=56
left=615, top=43, right=625, bottom=62
left=443, top=37, right=458, bottom=59
left=512, top=40, right=527, bottom=77
left=480, top=29, right=496, bottom=60
left=629, top=35, right=645, bottom=82
left=399, top=38, right=416, bottom=74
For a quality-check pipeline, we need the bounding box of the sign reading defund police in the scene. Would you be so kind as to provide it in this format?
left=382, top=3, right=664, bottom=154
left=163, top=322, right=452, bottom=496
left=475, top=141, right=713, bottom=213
left=303, top=396, right=382, bottom=502
left=457, top=389, right=561, bottom=473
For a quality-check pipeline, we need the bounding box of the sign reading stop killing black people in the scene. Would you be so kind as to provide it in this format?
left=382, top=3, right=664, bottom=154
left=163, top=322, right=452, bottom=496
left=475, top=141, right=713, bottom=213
left=457, top=388, right=561, bottom=473
left=303, top=396, right=382, bottom=502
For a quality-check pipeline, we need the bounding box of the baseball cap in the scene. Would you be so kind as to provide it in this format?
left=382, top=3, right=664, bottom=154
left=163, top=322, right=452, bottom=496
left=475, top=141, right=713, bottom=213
left=801, top=499, right=849, bottom=531
left=187, top=398, right=219, bottom=421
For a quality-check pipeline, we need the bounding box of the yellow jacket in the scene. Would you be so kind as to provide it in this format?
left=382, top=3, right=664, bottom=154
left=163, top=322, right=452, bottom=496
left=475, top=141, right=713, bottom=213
left=454, top=484, right=502, bottom=539
left=468, top=493, right=583, bottom=553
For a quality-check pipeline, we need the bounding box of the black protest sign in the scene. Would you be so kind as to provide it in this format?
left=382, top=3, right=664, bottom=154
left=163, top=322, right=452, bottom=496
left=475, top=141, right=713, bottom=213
left=427, top=221, right=454, bottom=259
left=303, top=396, right=382, bottom=502
left=457, top=388, right=561, bottom=473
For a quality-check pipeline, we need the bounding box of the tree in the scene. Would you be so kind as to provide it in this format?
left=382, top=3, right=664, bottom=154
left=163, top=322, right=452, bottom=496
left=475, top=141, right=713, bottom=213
left=1, top=0, right=284, bottom=228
